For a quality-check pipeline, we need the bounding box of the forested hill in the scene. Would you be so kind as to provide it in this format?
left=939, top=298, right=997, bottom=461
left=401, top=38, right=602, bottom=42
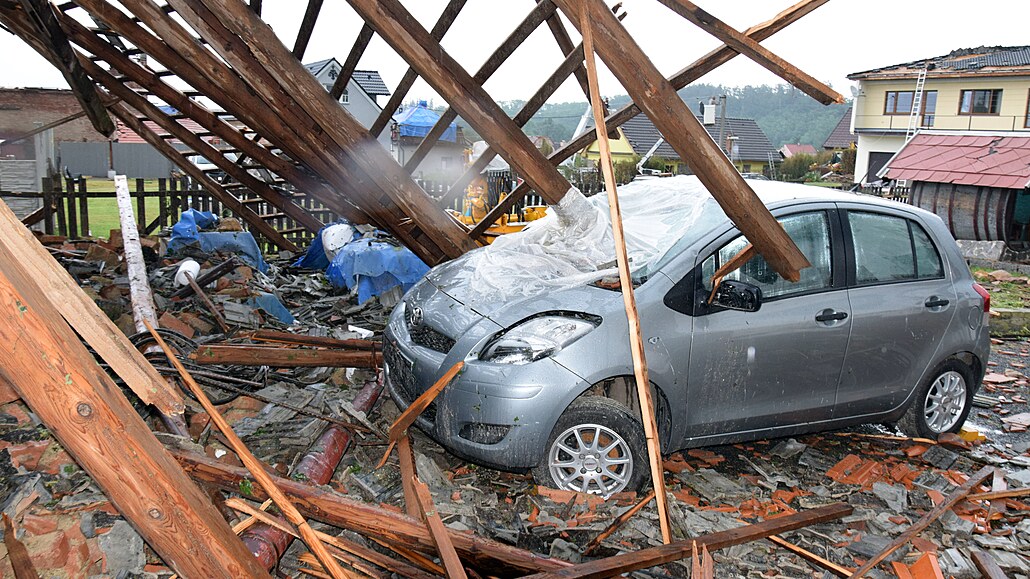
left=489, top=83, right=851, bottom=151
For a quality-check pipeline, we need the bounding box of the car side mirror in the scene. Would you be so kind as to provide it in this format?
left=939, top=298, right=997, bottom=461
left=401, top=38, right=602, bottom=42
left=711, top=279, right=762, bottom=312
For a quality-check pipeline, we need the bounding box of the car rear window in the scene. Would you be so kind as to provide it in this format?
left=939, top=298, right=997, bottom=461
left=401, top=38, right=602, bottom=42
left=848, top=212, right=943, bottom=284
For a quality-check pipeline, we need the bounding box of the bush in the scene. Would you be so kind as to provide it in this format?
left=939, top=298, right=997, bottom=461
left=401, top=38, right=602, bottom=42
left=780, top=153, right=816, bottom=181
left=840, top=148, right=856, bottom=175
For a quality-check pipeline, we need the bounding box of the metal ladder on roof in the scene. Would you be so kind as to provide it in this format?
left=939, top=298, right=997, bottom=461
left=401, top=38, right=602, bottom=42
left=904, top=66, right=928, bottom=143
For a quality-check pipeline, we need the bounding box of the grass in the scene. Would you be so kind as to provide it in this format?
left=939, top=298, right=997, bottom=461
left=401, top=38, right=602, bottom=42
left=971, top=266, right=1030, bottom=309
left=75, top=177, right=170, bottom=237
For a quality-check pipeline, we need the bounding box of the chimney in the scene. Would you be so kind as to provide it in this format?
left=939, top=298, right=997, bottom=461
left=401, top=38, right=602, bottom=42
left=703, top=103, right=716, bottom=125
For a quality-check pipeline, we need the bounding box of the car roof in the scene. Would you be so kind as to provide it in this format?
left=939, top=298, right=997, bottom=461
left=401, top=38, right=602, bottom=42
left=746, top=180, right=917, bottom=213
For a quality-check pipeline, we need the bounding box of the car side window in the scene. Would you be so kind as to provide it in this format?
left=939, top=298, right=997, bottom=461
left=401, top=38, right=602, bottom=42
left=702, top=212, right=833, bottom=299
left=848, top=212, right=943, bottom=284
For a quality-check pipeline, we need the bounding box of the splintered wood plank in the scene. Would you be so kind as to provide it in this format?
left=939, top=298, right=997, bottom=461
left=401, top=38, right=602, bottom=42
left=348, top=0, right=571, bottom=205
left=552, top=0, right=809, bottom=282
left=190, top=345, right=381, bottom=368
left=113, top=175, right=158, bottom=332
left=970, top=551, right=1007, bottom=579
left=3, top=513, right=41, bottom=579
left=0, top=261, right=269, bottom=578
left=469, top=0, right=830, bottom=240
left=397, top=434, right=422, bottom=519
left=523, top=503, right=852, bottom=579
left=580, top=6, right=671, bottom=543
left=145, top=322, right=350, bottom=579
left=413, top=477, right=467, bottom=579
left=0, top=199, right=184, bottom=416
left=388, top=361, right=464, bottom=442
left=656, top=0, right=842, bottom=105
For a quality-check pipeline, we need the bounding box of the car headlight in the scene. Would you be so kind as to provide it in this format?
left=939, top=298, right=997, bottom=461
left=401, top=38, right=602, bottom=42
left=480, top=315, right=598, bottom=365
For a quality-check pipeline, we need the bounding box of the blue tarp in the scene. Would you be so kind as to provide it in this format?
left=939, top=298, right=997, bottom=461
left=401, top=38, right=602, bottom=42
left=166, top=209, right=268, bottom=273
left=326, top=239, right=429, bottom=304
left=392, top=100, right=457, bottom=142
left=248, top=292, right=296, bottom=325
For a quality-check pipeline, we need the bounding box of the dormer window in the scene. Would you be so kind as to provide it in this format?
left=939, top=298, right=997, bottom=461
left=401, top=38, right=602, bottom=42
left=340, top=89, right=349, bottom=104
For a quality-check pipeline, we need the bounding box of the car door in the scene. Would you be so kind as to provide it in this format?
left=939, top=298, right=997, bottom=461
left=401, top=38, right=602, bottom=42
left=835, top=206, right=957, bottom=417
left=677, top=207, right=850, bottom=439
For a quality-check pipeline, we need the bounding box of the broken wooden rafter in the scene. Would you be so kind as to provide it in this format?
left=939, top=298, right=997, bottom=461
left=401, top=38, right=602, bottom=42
left=291, top=0, right=323, bottom=59
left=108, top=102, right=299, bottom=252
left=523, top=503, right=852, bottom=579
left=403, top=0, right=557, bottom=173
left=146, top=321, right=350, bottom=579
left=189, top=344, right=382, bottom=368
left=348, top=0, right=571, bottom=205
left=0, top=250, right=267, bottom=577
left=377, top=361, right=465, bottom=468
left=3, top=513, right=41, bottom=579
left=656, top=0, right=843, bottom=105
left=245, top=329, right=380, bottom=351
left=0, top=196, right=184, bottom=416
left=17, top=0, right=114, bottom=136
left=113, top=175, right=158, bottom=333
left=171, top=446, right=570, bottom=575
left=540, top=0, right=592, bottom=102
left=367, top=0, right=467, bottom=138
left=183, top=271, right=230, bottom=334
left=469, top=0, right=830, bottom=240
left=848, top=465, right=994, bottom=578
left=329, top=23, right=374, bottom=101
left=413, top=477, right=467, bottom=579
left=164, top=0, right=478, bottom=262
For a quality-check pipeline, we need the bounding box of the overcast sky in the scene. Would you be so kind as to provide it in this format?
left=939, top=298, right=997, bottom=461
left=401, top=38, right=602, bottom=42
left=2, top=1, right=1029, bottom=106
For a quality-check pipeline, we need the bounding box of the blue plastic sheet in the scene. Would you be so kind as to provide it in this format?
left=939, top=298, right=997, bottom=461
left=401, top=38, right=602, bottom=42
left=166, top=209, right=268, bottom=273
left=392, top=101, right=457, bottom=142
left=248, top=292, right=295, bottom=325
left=326, top=240, right=429, bottom=304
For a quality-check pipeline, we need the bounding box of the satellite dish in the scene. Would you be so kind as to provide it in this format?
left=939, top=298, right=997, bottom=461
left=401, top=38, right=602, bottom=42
left=849, top=86, right=860, bottom=98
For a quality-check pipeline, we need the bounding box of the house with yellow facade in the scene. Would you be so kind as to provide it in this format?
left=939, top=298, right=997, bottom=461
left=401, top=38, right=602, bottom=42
left=580, top=112, right=777, bottom=176
left=848, top=46, right=1030, bottom=184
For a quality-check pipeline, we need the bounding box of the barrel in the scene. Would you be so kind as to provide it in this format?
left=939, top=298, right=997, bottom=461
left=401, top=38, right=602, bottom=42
left=908, top=182, right=1015, bottom=242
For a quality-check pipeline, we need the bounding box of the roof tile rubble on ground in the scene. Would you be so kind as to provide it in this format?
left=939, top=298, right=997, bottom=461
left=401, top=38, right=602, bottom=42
left=883, top=132, right=1030, bottom=189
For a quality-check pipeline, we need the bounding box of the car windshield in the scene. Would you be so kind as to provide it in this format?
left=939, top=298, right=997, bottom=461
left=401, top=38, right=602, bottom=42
left=430, top=176, right=730, bottom=308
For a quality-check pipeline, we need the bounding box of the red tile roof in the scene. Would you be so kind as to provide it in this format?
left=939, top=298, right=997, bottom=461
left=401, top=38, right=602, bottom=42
left=115, top=117, right=208, bottom=145
left=779, top=143, right=817, bottom=158
left=883, top=133, right=1030, bottom=190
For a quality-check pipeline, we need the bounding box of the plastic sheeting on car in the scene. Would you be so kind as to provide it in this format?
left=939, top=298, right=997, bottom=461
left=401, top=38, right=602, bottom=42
left=427, top=176, right=731, bottom=310
left=166, top=209, right=268, bottom=273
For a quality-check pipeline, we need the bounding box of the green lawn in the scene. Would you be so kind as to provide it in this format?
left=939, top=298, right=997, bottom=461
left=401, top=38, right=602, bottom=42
left=78, top=177, right=170, bottom=237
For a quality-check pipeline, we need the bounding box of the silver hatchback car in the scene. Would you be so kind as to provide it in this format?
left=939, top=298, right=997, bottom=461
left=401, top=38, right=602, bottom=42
left=384, top=177, right=990, bottom=496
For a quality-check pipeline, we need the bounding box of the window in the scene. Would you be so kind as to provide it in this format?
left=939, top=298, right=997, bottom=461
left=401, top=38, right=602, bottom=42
left=702, top=212, right=833, bottom=299
left=885, top=91, right=915, bottom=114
left=921, top=90, right=937, bottom=127
left=1025, top=89, right=1030, bottom=128
left=959, top=89, right=1002, bottom=115
left=848, top=212, right=943, bottom=284
left=340, top=89, right=349, bottom=104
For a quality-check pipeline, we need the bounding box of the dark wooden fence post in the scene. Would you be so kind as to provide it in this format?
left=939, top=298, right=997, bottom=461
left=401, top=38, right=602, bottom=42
left=53, top=178, right=67, bottom=237
left=77, top=177, right=89, bottom=236
left=41, top=177, right=54, bottom=235
left=64, top=176, right=78, bottom=238
left=134, top=178, right=146, bottom=231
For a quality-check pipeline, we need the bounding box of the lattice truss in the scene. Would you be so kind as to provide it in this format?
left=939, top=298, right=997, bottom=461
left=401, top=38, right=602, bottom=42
left=0, top=0, right=841, bottom=274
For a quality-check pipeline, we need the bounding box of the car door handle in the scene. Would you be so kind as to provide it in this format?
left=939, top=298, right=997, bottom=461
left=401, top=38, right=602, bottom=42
left=815, top=310, right=848, bottom=322
left=924, top=297, right=950, bottom=308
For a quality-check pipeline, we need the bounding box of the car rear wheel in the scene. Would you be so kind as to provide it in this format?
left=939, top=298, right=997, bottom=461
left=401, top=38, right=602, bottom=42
left=898, top=359, right=974, bottom=439
left=532, top=397, right=648, bottom=497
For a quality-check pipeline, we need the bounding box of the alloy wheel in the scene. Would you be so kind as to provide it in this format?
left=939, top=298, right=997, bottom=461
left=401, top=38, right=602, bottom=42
left=546, top=423, right=633, bottom=496
left=923, top=370, right=967, bottom=433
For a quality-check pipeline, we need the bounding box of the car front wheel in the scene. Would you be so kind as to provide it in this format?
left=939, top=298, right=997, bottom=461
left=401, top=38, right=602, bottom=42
left=532, top=397, right=648, bottom=497
left=899, top=359, right=974, bottom=439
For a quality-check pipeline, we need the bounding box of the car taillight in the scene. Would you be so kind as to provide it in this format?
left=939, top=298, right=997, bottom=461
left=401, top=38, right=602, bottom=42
left=973, top=283, right=990, bottom=313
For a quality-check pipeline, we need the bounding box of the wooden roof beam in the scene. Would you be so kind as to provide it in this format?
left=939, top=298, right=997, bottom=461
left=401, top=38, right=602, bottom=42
left=17, top=0, right=114, bottom=136
left=110, top=101, right=299, bottom=252
left=656, top=0, right=842, bottom=105
left=329, top=23, right=373, bottom=101
left=540, top=0, right=592, bottom=103
left=367, top=0, right=467, bottom=138
left=403, top=0, right=556, bottom=173
left=348, top=0, right=571, bottom=205
left=291, top=0, right=323, bottom=59
left=468, top=0, right=829, bottom=240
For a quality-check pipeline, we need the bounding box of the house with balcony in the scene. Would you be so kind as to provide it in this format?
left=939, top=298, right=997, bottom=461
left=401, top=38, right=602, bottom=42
left=849, top=47, right=1030, bottom=245
left=848, top=46, right=1030, bottom=184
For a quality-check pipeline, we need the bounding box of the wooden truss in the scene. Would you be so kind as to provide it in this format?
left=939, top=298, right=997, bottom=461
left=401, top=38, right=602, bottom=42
left=0, top=0, right=839, bottom=275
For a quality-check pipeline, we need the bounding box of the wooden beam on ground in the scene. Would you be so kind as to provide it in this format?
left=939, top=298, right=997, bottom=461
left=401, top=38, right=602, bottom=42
left=554, top=0, right=811, bottom=281
left=329, top=23, right=374, bottom=101
left=367, top=0, right=467, bottom=137
left=656, top=0, right=842, bottom=105
left=524, top=503, right=852, bottom=579
left=403, top=0, right=556, bottom=172
left=397, top=434, right=421, bottom=519
left=246, top=329, right=379, bottom=351
left=114, top=175, right=158, bottom=333
left=0, top=264, right=269, bottom=578
left=184, top=272, right=230, bottom=333
left=348, top=0, right=571, bottom=205
left=170, top=447, right=571, bottom=575
left=189, top=344, right=381, bottom=368
left=0, top=197, right=184, bottom=416
left=3, top=513, right=41, bottom=579
left=469, top=0, right=829, bottom=240
left=767, top=535, right=852, bottom=577
left=292, top=0, right=324, bottom=59
left=413, top=477, right=467, bottom=579
left=377, top=361, right=464, bottom=469
left=848, top=465, right=994, bottom=578
left=580, top=7, right=671, bottom=543
left=145, top=321, right=350, bottom=579
left=109, top=102, right=299, bottom=252
left=17, top=0, right=114, bottom=136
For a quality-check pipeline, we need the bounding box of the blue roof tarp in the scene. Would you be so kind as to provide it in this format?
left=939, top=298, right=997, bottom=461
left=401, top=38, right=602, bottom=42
left=166, top=209, right=268, bottom=273
left=392, top=101, right=457, bottom=142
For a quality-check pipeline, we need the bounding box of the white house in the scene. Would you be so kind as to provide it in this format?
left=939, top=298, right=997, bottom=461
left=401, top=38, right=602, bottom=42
left=303, top=58, right=392, bottom=150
